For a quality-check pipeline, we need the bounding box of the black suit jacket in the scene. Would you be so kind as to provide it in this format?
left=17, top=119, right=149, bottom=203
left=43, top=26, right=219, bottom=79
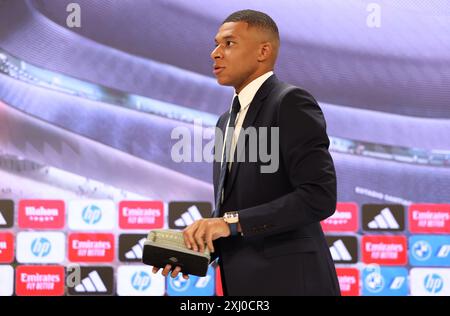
left=212, top=74, right=340, bottom=296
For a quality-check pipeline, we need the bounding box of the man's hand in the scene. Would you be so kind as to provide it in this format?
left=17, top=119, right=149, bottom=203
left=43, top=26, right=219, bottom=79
left=183, top=218, right=231, bottom=253
left=151, top=218, right=230, bottom=280
left=152, top=265, right=189, bottom=280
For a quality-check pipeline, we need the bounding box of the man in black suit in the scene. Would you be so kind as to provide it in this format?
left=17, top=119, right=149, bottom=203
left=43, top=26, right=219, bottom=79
left=153, top=9, right=340, bottom=296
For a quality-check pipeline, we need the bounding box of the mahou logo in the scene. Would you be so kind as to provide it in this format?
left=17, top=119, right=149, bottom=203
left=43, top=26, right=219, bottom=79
left=19, top=200, right=65, bottom=229
left=336, top=268, right=360, bottom=296
left=409, top=204, right=450, bottom=234
left=16, top=265, right=65, bottom=296
left=68, top=233, right=114, bottom=262
left=321, top=202, right=358, bottom=232
left=119, top=201, right=164, bottom=229
left=362, top=236, right=407, bottom=265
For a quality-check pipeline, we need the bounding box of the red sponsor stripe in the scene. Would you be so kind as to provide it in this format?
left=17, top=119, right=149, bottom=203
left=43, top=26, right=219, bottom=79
left=215, top=267, right=223, bottom=296
left=15, top=265, right=65, bottom=296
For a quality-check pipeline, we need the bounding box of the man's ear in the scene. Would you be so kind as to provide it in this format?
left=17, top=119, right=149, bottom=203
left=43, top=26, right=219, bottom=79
left=257, top=42, right=272, bottom=62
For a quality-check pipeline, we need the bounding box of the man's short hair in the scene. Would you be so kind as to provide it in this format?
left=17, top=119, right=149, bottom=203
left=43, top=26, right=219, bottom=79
left=222, top=9, right=279, bottom=42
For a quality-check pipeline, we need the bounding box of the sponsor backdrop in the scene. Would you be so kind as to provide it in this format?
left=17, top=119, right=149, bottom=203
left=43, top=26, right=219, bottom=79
left=0, top=1, right=449, bottom=296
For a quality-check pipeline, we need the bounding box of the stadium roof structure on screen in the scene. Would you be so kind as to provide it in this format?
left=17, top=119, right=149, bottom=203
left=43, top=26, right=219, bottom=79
left=1, top=49, right=449, bottom=169
left=19, top=0, right=450, bottom=118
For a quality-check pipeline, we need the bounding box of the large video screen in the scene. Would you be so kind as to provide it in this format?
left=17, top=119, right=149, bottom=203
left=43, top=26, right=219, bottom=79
left=0, top=0, right=449, bottom=296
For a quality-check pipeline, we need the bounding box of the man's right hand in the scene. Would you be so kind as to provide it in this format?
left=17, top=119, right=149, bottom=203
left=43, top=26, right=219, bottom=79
left=152, top=264, right=189, bottom=280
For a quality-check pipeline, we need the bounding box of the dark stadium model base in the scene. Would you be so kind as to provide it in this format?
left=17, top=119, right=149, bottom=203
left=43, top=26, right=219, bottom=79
left=142, top=244, right=210, bottom=276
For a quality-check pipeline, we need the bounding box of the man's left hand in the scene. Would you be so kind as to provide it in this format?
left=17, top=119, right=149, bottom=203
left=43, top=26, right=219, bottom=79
left=183, top=218, right=230, bottom=253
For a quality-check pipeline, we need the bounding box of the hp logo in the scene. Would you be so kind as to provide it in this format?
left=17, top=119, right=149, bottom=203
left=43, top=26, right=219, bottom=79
left=424, top=273, right=443, bottom=294
left=82, top=205, right=102, bottom=225
left=131, top=271, right=151, bottom=291
left=31, top=237, right=51, bottom=257
left=412, top=240, right=432, bottom=261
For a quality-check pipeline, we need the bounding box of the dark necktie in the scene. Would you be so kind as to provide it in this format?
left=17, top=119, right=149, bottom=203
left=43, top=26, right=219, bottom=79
left=212, top=96, right=241, bottom=217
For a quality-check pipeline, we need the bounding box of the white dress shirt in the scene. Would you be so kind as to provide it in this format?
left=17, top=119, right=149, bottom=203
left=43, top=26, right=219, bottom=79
left=221, top=71, right=274, bottom=170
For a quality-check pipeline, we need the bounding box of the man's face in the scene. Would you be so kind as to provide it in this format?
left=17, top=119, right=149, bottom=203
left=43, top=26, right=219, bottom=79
left=211, top=21, right=261, bottom=92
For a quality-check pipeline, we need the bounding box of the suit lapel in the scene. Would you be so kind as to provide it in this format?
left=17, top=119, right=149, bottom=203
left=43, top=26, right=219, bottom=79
left=222, top=74, right=278, bottom=203
left=213, top=112, right=230, bottom=197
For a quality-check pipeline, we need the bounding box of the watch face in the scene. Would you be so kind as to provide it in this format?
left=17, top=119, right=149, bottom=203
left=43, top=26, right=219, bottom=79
left=224, top=212, right=238, bottom=223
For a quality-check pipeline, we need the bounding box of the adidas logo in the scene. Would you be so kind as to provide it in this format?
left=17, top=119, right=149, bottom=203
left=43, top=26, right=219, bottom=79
left=74, top=270, right=107, bottom=293
left=0, top=212, right=7, bottom=225
left=168, top=202, right=211, bottom=229
left=329, top=239, right=352, bottom=261
left=0, top=200, right=14, bottom=228
left=362, top=204, right=404, bottom=231
left=368, top=207, right=399, bottom=229
left=174, top=205, right=203, bottom=227
left=125, top=238, right=145, bottom=260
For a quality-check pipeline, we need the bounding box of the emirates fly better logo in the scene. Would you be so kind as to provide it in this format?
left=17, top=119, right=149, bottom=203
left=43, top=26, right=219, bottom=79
left=362, top=236, right=407, bottom=265
left=409, top=204, right=450, bottom=233
left=119, top=201, right=164, bottom=229
left=16, top=266, right=65, bottom=296
left=336, top=268, right=359, bottom=296
left=68, top=233, right=114, bottom=262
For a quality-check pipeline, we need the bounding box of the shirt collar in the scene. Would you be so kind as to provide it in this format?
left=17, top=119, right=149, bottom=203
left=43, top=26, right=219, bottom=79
left=231, top=71, right=274, bottom=112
